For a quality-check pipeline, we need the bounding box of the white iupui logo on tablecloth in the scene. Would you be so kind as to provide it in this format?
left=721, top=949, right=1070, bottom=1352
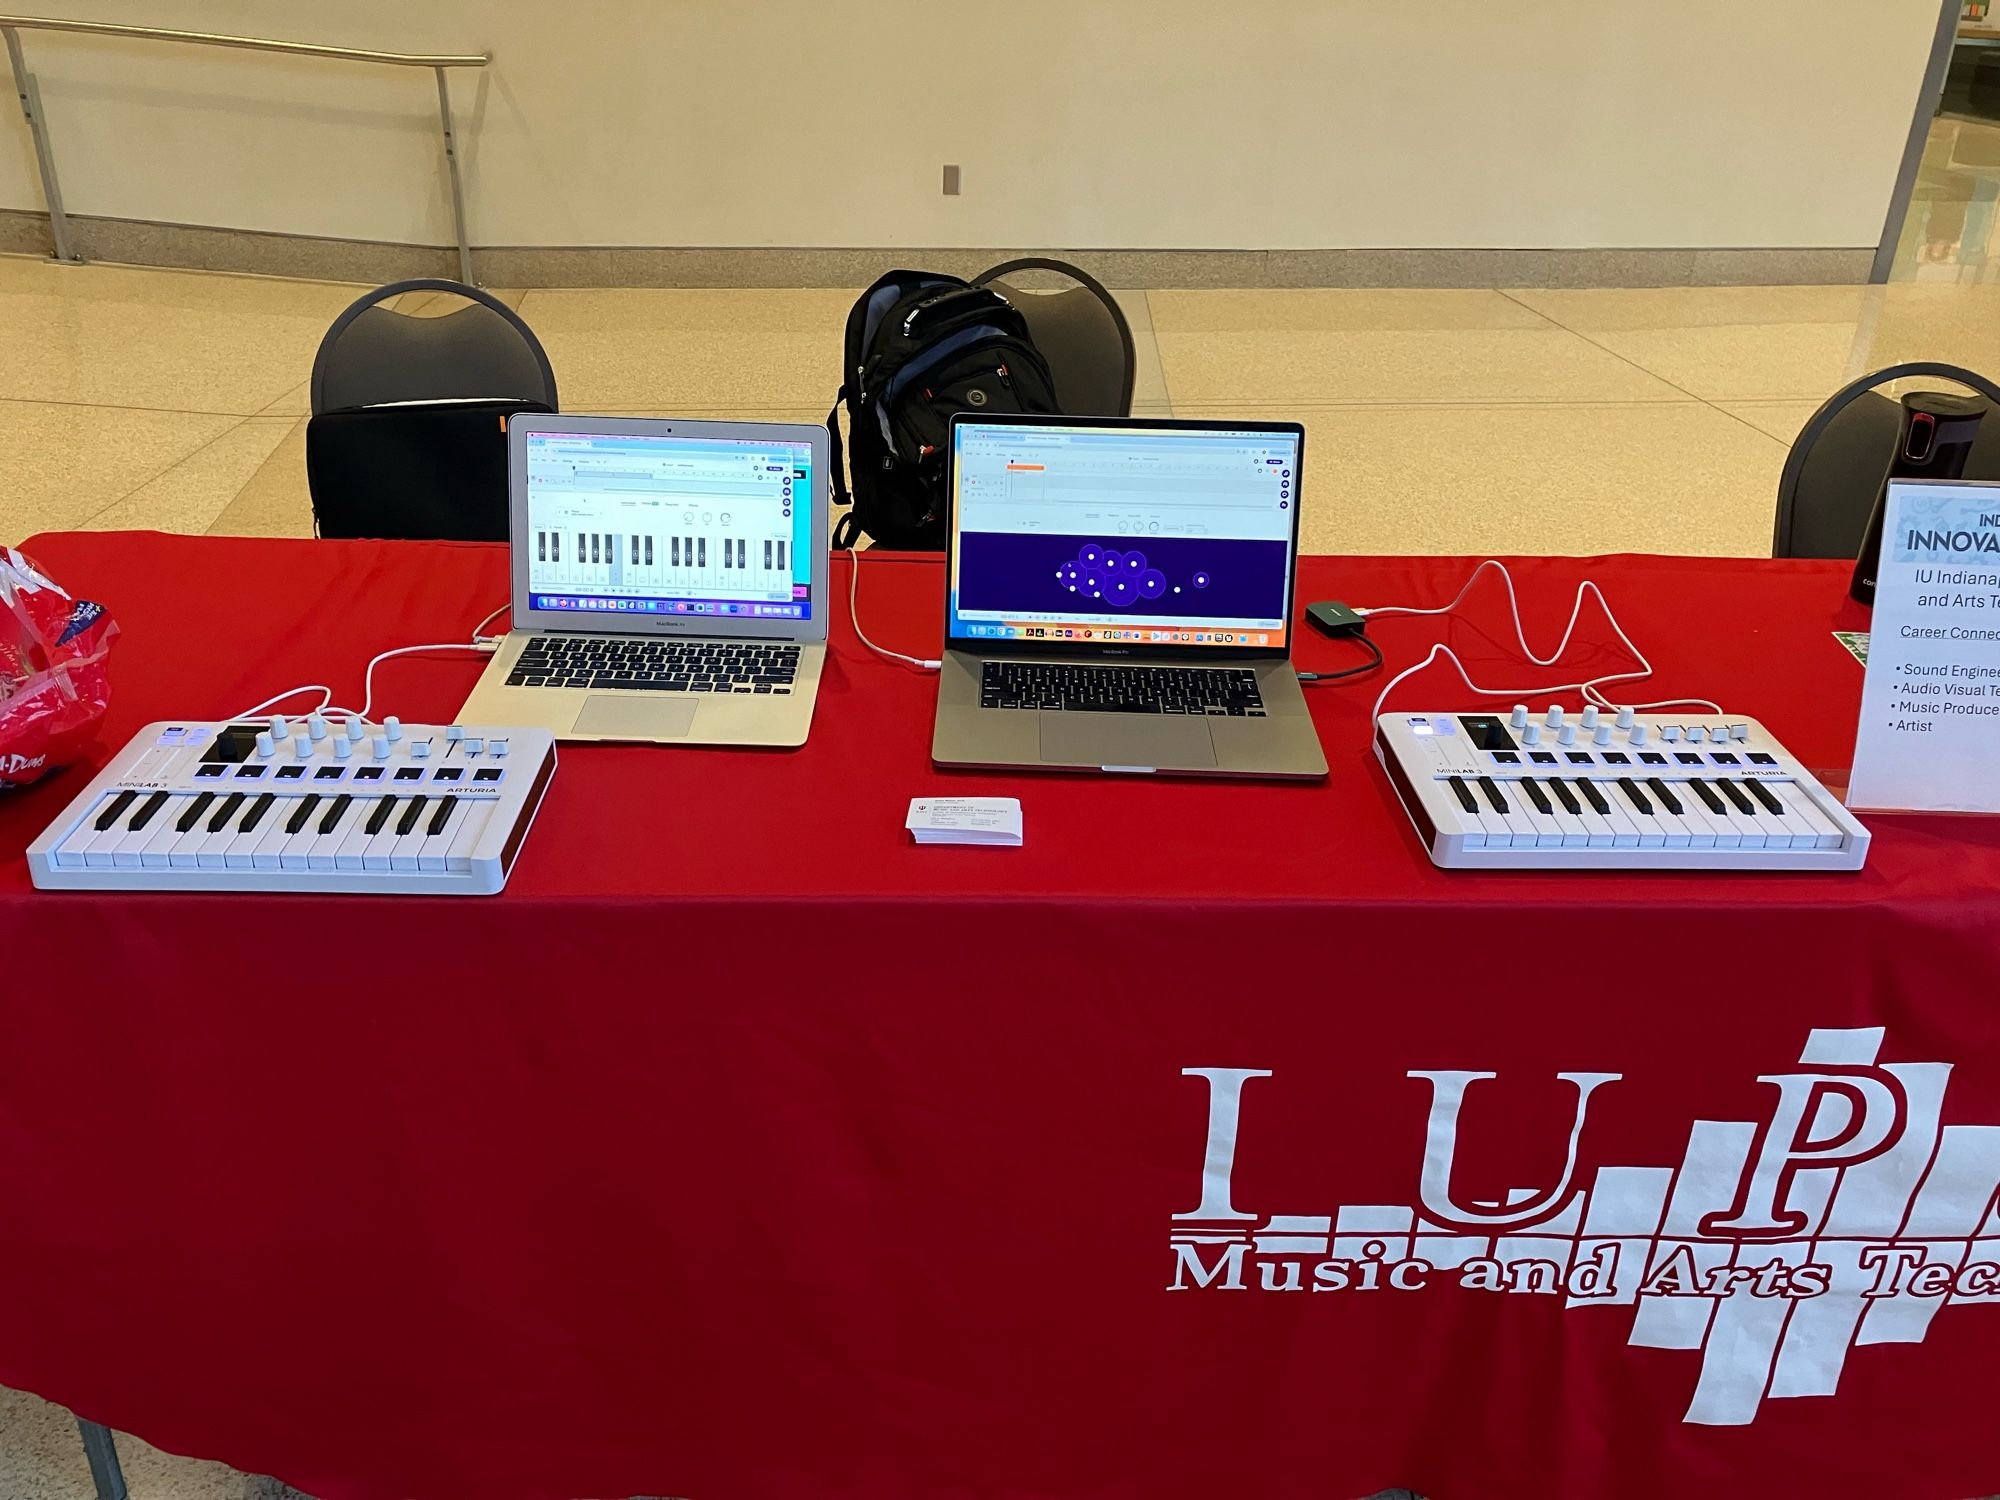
left=1168, top=1030, right=2000, bottom=1426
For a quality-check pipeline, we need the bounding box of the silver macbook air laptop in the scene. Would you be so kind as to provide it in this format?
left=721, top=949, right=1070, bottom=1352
left=457, top=414, right=828, bottom=746
left=931, top=414, right=1327, bottom=779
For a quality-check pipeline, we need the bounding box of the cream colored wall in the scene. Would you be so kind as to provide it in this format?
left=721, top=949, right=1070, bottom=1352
left=0, top=0, right=1945, bottom=251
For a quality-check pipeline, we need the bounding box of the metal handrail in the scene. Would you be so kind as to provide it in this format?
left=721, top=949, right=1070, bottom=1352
left=0, top=15, right=490, bottom=279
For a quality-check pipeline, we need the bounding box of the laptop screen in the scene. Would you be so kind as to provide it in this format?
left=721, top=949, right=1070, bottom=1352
left=947, top=420, right=1302, bottom=649
left=521, top=429, right=815, bottom=622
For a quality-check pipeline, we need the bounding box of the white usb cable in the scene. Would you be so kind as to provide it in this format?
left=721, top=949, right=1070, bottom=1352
left=847, top=546, right=941, bottom=671
left=1359, top=559, right=1723, bottom=723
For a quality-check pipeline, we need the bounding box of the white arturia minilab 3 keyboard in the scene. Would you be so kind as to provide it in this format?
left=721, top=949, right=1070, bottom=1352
left=27, top=716, right=556, bottom=894
left=1375, top=705, right=1869, bottom=871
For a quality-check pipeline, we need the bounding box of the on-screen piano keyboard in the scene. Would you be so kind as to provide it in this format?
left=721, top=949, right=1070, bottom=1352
left=1375, top=706, right=1869, bottom=871
left=26, top=717, right=557, bottom=894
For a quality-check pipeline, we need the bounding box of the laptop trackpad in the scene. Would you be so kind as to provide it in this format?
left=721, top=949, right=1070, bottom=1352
left=1040, top=712, right=1217, bottom=770
left=573, top=695, right=698, bottom=740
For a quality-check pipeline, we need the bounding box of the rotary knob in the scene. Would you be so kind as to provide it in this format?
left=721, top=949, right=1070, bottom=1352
left=333, top=737, right=353, bottom=761
left=255, top=731, right=275, bottom=758
left=292, top=734, right=313, bottom=759
left=371, top=737, right=392, bottom=761
left=1522, top=723, right=1542, bottom=746
left=1509, top=704, right=1530, bottom=730
left=1630, top=723, right=1651, bottom=747
left=1615, top=706, right=1635, bottom=730
left=307, top=714, right=329, bottom=741
left=268, top=715, right=291, bottom=741
left=345, top=717, right=365, bottom=742
left=1545, top=705, right=1565, bottom=728
left=1558, top=725, right=1577, bottom=747
left=1579, top=706, right=1600, bottom=730
left=383, top=716, right=403, bottom=742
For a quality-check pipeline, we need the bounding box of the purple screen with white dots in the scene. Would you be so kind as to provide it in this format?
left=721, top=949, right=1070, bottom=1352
left=957, top=533, right=1289, bottom=622
left=948, top=419, right=1301, bottom=646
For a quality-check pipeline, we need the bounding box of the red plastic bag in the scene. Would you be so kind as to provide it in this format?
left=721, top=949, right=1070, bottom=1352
left=0, top=546, right=118, bottom=791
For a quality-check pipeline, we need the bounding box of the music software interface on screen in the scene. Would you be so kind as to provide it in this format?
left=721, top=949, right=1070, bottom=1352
left=524, top=432, right=814, bottom=620
left=948, top=424, right=1299, bottom=646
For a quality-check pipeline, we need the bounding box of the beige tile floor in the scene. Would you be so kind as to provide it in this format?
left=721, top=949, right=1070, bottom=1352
left=5, top=231, right=2000, bottom=559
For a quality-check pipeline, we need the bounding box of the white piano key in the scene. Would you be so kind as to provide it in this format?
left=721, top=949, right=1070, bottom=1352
left=277, top=802, right=326, bottom=871
left=1431, top=780, right=1484, bottom=848
left=1649, top=788, right=1698, bottom=849
left=1721, top=783, right=1769, bottom=848
left=444, top=799, right=494, bottom=873
left=224, top=796, right=272, bottom=869
left=161, top=793, right=229, bottom=868
left=389, top=796, right=430, bottom=872
left=1514, top=780, right=1568, bottom=847
left=1608, top=782, right=1666, bottom=847
left=250, top=803, right=295, bottom=870
left=190, top=801, right=247, bottom=869
left=308, top=798, right=354, bottom=871
left=54, top=799, right=118, bottom=868
left=1538, top=781, right=1591, bottom=847
left=1592, top=786, right=1644, bottom=848
left=1777, top=781, right=1846, bottom=850
left=1750, top=783, right=1811, bottom=849
left=1560, top=781, right=1617, bottom=848
left=109, top=796, right=165, bottom=868
left=419, top=799, right=471, bottom=872
left=138, top=797, right=196, bottom=867
left=1674, top=791, right=1730, bottom=849
left=1685, top=783, right=1741, bottom=847
left=335, top=800, right=379, bottom=871
left=361, top=807, right=405, bottom=871
left=1491, top=785, right=1539, bottom=847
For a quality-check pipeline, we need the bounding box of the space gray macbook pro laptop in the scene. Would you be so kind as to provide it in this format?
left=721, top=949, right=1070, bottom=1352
left=931, top=414, right=1327, bottom=779
left=457, top=414, right=828, bottom=746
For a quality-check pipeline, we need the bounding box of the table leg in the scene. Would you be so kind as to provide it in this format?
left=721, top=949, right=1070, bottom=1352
left=76, top=1418, right=128, bottom=1500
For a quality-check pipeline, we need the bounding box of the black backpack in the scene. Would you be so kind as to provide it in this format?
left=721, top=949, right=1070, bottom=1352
left=828, top=270, right=1060, bottom=549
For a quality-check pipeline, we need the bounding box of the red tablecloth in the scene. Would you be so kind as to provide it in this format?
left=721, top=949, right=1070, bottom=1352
left=0, top=532, right=1996, bottom=1500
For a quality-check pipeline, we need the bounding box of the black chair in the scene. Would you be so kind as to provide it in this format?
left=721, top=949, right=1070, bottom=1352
left=1772, top=361, right=2000, bottom=559
left=972, top=258, right=1136, bottom=416
left=307, top=279, right=559, bottom=541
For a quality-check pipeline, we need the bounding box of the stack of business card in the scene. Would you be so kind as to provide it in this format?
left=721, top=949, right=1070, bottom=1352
left=905, top=797, right=1023, bottom=847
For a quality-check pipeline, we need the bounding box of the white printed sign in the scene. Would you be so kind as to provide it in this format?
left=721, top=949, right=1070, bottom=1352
left=1848, top=480, right=2000, bottom=812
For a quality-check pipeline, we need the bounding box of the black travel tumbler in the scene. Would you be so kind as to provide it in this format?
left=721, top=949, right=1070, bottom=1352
left=1851, top=391, right=1988, bottom=605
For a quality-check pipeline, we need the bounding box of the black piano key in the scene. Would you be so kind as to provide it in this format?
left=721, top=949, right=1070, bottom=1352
left=205, top=791, right=246, bottom=833
left=395, top=795, right=429, bottom=835
left=364, top=795, right=399, bottom=835
left=1548, top=778, right=1582, bottom=816
left=93, top=790, right=136, bottom=831
left=1519, top=777, right=1553, bottom=815
left=238, top=792, right=276, bottom=833
left=1717, top=777, right=1756, bottom=815
left=1617, top=777, right=1653, bottom=816
left=1446, top=775, right=1478, bottom=813
left=1577, top=779, right=1612, bottom=816
left=1746, top=779, right=1785, bottom=815
left=426, top=795, right=458, bottom=836
left=1646, top=777, right=1684, bottom=815
left=1477, top=775, right=1509, bottom=814
left=284, top=793, right=323, bottom=835
left=318, top=793, right=353, bottom=835
left=175, top=791, right=216, bottom=833
left=127, top=790, right=171, bottom=831
left=1688, top=777, right=1727, bottom=815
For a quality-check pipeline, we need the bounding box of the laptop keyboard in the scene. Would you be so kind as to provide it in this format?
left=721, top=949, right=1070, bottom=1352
left=980, top=661, right=1265, bottom=715
left=507, top=636, right=800, bottom=694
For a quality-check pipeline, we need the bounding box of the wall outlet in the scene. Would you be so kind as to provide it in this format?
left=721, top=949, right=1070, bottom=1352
left=942, top=163, right=961, bottom=196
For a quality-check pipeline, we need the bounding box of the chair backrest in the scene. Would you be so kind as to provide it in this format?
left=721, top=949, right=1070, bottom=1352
left=308, top=400, right=549, bottom=541
left=971, top=258, right=1135, bottom=417
left=310, top=279, right=558, bottom=414
left=1773, top=361, right=2000, bottom=559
